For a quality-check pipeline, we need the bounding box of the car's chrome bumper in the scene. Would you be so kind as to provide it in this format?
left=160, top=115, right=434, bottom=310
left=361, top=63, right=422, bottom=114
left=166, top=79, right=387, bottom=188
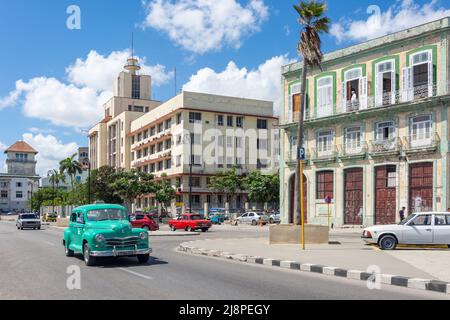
left=90, top=246, right=152, bottom=257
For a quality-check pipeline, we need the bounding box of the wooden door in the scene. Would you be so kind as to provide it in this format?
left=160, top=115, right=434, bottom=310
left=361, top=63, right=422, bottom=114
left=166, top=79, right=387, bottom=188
left=375, top=165, right=397, bottom=225
left=409, top=163, right=433, bottom=213
left=344, top=168, right=363, bottom=225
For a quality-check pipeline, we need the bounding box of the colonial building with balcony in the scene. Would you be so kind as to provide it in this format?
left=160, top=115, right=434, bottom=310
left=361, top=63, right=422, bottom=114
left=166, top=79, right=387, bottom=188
left=280, top=17, right=450, bottom=227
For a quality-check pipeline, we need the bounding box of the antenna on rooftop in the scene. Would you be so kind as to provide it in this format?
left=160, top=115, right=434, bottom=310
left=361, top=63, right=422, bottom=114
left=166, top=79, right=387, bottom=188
left=131, top=32, right=134, bottom=59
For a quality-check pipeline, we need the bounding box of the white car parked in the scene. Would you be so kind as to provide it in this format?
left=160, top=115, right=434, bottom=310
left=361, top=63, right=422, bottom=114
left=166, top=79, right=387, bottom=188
left=236, top=212, right=269, bottom=225
left=362, top=212, right=450, bottom=250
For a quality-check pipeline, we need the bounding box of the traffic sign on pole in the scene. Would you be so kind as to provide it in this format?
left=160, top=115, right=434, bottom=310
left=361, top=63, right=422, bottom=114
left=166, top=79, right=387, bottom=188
left=297, top=147, right=306, bottom=161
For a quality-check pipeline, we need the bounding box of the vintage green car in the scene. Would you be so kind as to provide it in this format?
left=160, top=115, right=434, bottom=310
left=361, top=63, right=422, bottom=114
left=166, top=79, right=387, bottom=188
left=62, top=204, right=151, bottom=266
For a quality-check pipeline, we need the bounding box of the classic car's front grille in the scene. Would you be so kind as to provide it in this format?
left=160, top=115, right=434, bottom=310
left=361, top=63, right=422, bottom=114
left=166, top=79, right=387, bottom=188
left=105, top=236, right=139, bottom=246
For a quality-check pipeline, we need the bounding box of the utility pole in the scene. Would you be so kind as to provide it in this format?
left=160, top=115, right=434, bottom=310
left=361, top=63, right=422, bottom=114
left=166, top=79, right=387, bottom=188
left=47, top=170, right=55, bottom=214
left=189, top=133, right=193, bottom=214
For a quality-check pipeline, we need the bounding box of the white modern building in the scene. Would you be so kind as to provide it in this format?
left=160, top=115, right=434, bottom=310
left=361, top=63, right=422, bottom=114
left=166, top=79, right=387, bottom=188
left=88, top=55, right=280, bottom=213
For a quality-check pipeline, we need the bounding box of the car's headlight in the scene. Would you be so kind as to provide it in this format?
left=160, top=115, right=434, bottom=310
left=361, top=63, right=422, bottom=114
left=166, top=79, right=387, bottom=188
left=95, top=234, right=105, bottom=242
left=139, top=232, right=148, bottom=240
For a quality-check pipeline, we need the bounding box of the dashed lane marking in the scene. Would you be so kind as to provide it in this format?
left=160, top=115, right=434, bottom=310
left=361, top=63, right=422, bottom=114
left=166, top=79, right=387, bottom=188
left=118, top=268, right=153, bottom=280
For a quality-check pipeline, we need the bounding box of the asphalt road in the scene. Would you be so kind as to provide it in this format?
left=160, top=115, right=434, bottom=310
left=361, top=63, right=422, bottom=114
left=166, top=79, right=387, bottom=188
left=0, top=221, right=447, bottom=300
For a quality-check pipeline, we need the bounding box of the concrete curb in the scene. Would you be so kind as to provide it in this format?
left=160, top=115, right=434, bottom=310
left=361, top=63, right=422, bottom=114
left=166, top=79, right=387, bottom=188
left=178, top=242, right=450, bottom=295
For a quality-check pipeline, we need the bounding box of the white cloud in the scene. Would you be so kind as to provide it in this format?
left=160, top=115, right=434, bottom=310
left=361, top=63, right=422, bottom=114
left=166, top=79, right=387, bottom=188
left=0, top=141, right=7, bottom=152
left=16, top=77, right=108, bottom=128
left=28, top=127, right=56, bottom=134
left=67, top=49, right=173, bottom=90
left=183, top=55, right=294, bottom=115
left=22, top=133, right=79, bottom=177
left=0, top=87, right=21, bottom=110
left=0, top=50, right=173, bottom=129
left=330, top=0, right=450, bottom=43
left=142, top=0, right=269, bottom=54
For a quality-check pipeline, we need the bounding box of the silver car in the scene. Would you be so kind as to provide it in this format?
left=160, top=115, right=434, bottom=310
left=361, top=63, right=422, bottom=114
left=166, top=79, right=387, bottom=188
left=16, top=213, right=41, bottom=230
left=269, top=212, right=281, bottom=224
left=237, top=212, right=269, bottom=225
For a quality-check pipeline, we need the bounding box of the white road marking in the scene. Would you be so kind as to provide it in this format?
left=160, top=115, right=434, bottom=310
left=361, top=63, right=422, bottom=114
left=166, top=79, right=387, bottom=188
left=119, top=268, right=153, bottom=280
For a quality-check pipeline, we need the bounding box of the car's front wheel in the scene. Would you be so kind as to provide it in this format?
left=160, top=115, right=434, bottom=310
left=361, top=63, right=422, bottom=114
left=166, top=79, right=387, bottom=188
left=201, top=228, right=208, bottom=232
left=65, top=244, right=74, bottom=257
left=186, top=226, right=193, bottom=232
left=379, top=235, right=397, bottom=250
left=170, top=225, right=176, bottom=231
left=83, top=243, right=96, bottom=266
left=251, top=220, right=257, bottom=226
left=269, top=218, right=274, bottom=224
left=137, top=254, right=150, bottom=264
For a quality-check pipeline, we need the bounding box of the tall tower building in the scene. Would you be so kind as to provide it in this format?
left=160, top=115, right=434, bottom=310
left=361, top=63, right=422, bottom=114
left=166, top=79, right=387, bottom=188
left=0, top=141, right=40, bottom=212
left=88, top=54, right=162, bottom=170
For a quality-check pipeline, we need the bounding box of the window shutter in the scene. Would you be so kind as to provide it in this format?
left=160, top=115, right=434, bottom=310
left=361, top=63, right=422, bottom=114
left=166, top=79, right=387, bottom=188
left=375, top=70, right=382, bottom=107
left=359, top=76, right=368, bottom=109
left=288, top=94, right=293, bottom=122
left=428, top=62, right=433, bottom=97
left=390, top=71, right=396, bottom=105
left=342, top=81, right=347, bottom=111
left=317, top=88, right=323, bottom=117
left=402, top=67, right=412, bottom=102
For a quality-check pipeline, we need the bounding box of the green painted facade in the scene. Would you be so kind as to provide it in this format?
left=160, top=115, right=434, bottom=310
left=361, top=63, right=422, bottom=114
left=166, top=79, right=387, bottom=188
left=280, top=18, right=450, bottom=227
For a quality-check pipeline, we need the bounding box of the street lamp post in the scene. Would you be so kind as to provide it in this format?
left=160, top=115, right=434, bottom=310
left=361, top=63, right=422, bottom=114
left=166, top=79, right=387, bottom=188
left=47, top=170, right=55, bottom=214
left=83, top=159, right=91, bottom=204
left=189, top=133, right=193, bottom=214
left=28, top=181, right=34, bottom=213
left=183, top=133, right=193, bottom=214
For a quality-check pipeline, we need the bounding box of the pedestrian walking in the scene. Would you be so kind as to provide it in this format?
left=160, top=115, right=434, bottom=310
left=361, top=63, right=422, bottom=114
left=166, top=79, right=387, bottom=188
left=399, top=207, right=406, bottom=221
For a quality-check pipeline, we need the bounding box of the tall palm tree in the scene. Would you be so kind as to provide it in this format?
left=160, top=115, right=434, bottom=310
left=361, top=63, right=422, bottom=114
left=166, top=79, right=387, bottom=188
left=293, top=1, right=330, bottom=225
left=49, top=169, right=66, bottom=189
left=59, top=154, right=82, bottom=190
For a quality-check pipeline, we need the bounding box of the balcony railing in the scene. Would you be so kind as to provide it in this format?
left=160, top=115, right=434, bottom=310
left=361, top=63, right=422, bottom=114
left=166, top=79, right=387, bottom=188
left=284, top=133, right=442, bottom=164
left=340, top=141, right=368, bottom=157
left=310, top=146, right=338, bottom=161
left=285, top=82, right=450, bottom=124
left=402, top=132, right=440, bottom=152
left=369, top=138, right=402, bottom=154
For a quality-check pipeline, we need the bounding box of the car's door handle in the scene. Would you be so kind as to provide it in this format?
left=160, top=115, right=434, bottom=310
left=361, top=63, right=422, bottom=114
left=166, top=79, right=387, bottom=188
left=426, top=229, right=432, bottom=232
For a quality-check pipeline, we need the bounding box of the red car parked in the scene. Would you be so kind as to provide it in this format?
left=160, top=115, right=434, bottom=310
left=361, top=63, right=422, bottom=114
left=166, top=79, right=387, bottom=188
left=130, top=213, right=159, bottom=231
left=168, top=214, right=212, bottom=232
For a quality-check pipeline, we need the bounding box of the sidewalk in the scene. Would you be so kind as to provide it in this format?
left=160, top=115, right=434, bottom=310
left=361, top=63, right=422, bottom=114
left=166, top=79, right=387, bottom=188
left=179, top=236, right=450, bottom=282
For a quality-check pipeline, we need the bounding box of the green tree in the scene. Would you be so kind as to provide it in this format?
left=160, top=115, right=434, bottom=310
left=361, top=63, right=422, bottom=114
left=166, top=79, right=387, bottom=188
left=208, top=167, right=243, bottom=205
left=111, top=169, right=155, bottom=211
left=66, top=182, right=88, bottom=206
left=48, top=169, right=66, bottom=189
left=59, top=154, right=83, bottom=190
left=90, top=166, right=123, bottom=204
left=154, top=173, right=176, bottom=213
left=293, top=1, right=330, bottom=225
left=244, top=171, right=279, bottom=208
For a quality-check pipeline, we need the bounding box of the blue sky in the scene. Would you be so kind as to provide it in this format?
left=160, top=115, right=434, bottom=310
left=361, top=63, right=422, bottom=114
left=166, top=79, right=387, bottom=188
left=0, top=0, right=449, bottom=175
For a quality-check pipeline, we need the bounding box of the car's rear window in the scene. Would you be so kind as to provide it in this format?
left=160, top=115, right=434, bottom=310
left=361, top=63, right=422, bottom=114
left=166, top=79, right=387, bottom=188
left=190, top=215, right=204, bottom=220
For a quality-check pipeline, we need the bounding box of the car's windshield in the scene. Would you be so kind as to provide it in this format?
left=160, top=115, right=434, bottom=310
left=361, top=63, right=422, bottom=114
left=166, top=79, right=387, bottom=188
left=190, top=215, right=204, bottom=220
left=86, top=208, right=128, bottom=221
left=399, top=214, right=416, bottom=225
left=21, top=214, right=37, bottom=219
